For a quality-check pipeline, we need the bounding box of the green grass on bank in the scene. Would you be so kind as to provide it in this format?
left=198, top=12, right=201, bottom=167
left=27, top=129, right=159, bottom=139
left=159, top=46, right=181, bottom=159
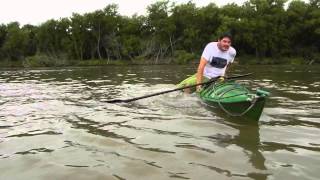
left=237, top=56, right=317, bottom=65
left=0, top=54, right=318, bottom=68
left=0, top=60, right=23, bottom=68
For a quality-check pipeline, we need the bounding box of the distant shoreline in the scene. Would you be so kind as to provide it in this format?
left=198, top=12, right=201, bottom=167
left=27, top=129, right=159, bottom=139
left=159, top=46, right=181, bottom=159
left=0, top=56, right=317, bottom=68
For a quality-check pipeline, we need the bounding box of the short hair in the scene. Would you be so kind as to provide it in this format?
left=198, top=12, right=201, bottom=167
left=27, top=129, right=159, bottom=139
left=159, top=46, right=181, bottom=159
left=219, top=32, right=232, bottom=41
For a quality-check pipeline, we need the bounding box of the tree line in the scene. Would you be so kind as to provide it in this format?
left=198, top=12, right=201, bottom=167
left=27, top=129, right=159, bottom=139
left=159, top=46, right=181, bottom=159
left=0, top=0, right=319, bottom=66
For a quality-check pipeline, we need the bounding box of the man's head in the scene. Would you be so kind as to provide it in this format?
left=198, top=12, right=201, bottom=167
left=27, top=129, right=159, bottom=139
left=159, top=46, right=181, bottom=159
left=217, top=33, right=232, bottom=51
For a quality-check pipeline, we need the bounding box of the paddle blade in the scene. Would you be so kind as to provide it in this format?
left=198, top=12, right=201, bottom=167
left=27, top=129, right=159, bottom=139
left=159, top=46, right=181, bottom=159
left=104, top=99, right=123, bottom=103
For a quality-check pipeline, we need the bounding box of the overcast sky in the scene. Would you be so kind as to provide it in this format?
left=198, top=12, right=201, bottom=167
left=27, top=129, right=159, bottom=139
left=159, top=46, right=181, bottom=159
left=0, top=0, right=249, bottom=26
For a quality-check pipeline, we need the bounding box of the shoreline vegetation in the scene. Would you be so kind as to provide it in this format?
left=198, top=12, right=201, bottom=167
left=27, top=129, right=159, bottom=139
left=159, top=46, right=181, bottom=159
left=0, top=55, right=316, bottom=68
left=0, top=0, right=319, bottom=68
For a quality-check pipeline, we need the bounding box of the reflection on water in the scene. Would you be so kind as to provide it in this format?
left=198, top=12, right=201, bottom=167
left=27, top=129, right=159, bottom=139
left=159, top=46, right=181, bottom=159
left=0, top=65, right=319, bottom=180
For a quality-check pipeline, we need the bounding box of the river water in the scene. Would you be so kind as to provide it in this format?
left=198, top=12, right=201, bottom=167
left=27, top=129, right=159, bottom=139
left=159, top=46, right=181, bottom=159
left=0, top=65, right=319, bottom=180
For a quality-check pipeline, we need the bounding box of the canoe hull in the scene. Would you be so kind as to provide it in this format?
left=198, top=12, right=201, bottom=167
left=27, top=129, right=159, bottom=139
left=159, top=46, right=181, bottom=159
left=199, top=81, right=269, bottom=121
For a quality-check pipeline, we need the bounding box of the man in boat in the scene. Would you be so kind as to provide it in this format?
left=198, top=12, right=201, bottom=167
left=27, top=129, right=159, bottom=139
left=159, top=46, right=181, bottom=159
left=178, top=32, right=236, bottom=93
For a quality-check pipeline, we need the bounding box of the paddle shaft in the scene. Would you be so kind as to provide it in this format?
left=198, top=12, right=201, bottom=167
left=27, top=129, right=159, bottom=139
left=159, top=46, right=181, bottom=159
left=106, top=73, right=252, bottom=103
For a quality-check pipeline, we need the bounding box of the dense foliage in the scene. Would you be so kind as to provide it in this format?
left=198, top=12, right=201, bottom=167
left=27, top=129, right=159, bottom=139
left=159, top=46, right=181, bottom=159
left=0, top=0, right=319, bottom=66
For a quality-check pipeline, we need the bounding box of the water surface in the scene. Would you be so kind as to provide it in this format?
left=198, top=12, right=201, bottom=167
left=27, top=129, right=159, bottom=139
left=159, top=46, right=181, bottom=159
left=0, top=65, right=319, bottom=180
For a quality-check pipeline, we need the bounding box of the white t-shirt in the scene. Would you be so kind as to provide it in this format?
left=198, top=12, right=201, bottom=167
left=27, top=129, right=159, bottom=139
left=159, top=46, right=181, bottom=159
left=201, top=42, right=236, bottom=78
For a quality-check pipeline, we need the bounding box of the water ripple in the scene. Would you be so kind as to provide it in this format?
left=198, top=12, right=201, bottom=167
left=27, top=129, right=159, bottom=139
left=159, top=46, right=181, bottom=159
left=0, top=65, right=319, bottom=179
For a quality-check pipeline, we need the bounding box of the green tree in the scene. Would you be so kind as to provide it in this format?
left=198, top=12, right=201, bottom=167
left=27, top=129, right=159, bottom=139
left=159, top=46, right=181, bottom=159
left=118, top=15, right=145, bottom=60
left=0, top=24, right=8, bottom=60
left=0, top=0, right=319, bottom=65
left=240, top=0, right=288, bottom=59
left=286, top=0, right=308, bottom=56
left=197, top=3, right=221, bottom=49
left=70, top=13, right=89, bottom=60
left=2, top=22, right=29, bottom=60
left=171, top=2, right=200, bottom=53
left=21, top=24, right=37, bottom=57
left=146, top=0, right=175, bottom=62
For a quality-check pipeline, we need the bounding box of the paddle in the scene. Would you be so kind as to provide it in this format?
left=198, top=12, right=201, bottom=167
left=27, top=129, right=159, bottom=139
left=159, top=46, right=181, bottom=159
left=105, top=73, right=253, bottom=103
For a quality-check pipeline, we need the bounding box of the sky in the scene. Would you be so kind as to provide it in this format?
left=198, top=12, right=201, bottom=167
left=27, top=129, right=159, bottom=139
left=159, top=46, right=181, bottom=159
left=0, top=0, right=248, bottom=26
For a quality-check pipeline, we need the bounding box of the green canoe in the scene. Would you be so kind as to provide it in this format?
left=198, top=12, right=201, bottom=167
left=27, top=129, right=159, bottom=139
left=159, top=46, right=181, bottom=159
left=199, top=81, right=269, bottom=121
